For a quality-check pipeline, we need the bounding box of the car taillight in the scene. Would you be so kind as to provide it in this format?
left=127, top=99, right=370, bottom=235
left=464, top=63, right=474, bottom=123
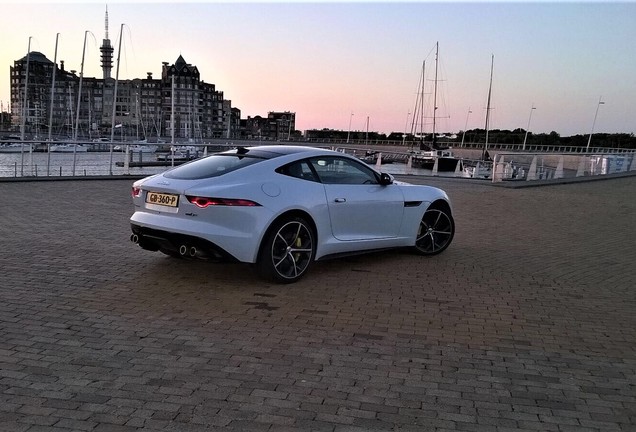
left=132, top=186, right=142, bottom=197
left=186, top=196, right=261, bottom=208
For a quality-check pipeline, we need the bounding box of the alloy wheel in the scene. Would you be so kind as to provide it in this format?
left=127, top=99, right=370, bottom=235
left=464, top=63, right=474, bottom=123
left=266, top=219, right=314, bottom=282
left=415, top=207, right=454, bottom=255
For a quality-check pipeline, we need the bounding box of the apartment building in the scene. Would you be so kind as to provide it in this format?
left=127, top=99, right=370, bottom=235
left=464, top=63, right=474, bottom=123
left=9, top=51, right=236, bottom=141
left=244, top=111, right=296, bottom=140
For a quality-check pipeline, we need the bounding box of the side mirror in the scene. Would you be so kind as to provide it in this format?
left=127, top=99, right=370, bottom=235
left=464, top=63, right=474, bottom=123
left=379, top=172, right=393, bottom=185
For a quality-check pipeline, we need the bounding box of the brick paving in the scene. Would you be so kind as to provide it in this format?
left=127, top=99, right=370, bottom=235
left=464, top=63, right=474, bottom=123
left=0, top=175, right=635, bottom=431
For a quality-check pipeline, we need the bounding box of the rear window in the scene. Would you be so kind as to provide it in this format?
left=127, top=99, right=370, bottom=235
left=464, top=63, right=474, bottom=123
left=164, top=154, right=265, bottom=180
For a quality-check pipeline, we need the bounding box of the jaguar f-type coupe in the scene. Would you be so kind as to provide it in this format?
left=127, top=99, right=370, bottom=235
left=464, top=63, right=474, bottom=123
left=130, top=146, right=454, bottom=283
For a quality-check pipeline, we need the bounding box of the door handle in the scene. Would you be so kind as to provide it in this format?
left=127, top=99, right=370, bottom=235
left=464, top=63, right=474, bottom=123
left=334, top=198, right=346, bottom=203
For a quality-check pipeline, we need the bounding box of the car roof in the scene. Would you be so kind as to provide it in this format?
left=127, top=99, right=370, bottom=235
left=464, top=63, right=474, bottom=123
left=224, top=145, right=331, bottom=158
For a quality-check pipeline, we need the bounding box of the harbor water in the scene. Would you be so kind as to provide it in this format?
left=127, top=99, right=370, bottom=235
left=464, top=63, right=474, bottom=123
left=0, top=150, right=458, bottom=179
left=0, top=151, right=178, bottom=178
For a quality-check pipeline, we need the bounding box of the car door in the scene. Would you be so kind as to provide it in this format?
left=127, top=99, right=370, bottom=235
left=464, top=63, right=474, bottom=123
left=309, top=156, right=404, bottom=241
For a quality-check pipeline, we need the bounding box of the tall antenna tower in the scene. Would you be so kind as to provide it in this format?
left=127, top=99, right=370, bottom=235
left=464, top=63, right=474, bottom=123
left=100, top=5, right=113, bottom=79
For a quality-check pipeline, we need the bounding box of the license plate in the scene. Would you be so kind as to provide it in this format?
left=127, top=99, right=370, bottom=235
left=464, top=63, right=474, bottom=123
left=146, top=191, right=179, bottom=207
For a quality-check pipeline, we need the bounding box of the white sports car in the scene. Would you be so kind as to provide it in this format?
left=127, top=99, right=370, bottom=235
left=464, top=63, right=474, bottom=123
left=130, top=145, right=454, bottom=283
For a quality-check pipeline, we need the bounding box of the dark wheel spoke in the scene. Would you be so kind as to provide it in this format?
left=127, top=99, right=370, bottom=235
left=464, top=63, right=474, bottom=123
left=275, top=231, right=291, bottom=248
left=274, top=252, right=296, bottom=276
left=432, top=211, right=442, bottom=229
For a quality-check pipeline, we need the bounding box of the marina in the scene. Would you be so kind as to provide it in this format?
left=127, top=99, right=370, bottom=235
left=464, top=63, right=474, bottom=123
left=2, top=29, right=633, bottom=184
left=0, top=145, right=446, bottom=179
left=1, top=140, right=635, bottom=182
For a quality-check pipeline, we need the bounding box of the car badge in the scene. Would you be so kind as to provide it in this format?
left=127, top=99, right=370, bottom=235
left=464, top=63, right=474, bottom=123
left=159, top=181, right=170, bottom=185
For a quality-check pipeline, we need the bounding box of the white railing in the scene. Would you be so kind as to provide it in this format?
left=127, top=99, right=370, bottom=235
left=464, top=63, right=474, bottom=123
left=456, top=141, right=636, bottom=155
left=491, top=152, right=636, bottom=182
left=0, top=140, right=234, bottom=179
left=2, top=138, right=635, bottom=182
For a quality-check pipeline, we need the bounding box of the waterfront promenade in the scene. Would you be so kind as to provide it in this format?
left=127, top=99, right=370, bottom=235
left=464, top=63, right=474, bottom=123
left=0, top=175, right=635, bottom=431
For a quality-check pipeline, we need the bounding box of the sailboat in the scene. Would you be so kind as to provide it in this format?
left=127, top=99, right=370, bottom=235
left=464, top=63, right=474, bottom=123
left=0, top=143, right=33, bottom=153
left=463, top=55, right=495, bottom=179
left=50, top=143, right=88, bottom=153
left=481, top=54, right=494, bottom=162
left=409, top=42, right=462, bottom=172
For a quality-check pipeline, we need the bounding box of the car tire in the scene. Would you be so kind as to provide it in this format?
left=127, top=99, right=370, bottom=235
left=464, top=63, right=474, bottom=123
left=413, top=205, right=455, bottom=255
left=257, top=216, right=315, bottom=283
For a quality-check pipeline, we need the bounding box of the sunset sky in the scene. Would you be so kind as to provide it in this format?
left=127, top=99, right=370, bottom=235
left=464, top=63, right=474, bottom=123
left=1, top=1, right=635, bottom=137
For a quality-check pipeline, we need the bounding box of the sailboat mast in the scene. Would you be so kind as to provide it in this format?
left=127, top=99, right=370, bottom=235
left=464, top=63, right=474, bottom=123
left=109, top=23, right=124, bottom=175
left=481, top=54, right=494, bottom=161
left=47, top=33, right=59, bottom=176
left=20, top=37, right=31, bottom=142
left=432, top=41, right=439, bottom=150
left=171, top=74, right=175, bottom=144
left=74, top=31, right=88, bottom=142
left=47, top=33, right=59, bottom=143
left=136, top=93, right=139, bottom=140
left=417, top=60, right=426, bottom=150
left=110, top=24, right=124, bottom=143
left=20, top=37, right=32, bottom=177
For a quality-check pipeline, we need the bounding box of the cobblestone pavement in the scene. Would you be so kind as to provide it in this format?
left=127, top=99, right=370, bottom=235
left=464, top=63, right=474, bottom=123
left=1, top=176, right=635, bottom=431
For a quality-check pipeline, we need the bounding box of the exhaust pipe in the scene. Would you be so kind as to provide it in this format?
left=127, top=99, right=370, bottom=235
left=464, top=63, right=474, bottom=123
left=189, top=246, right=197, bottom=257
left=130, top=232, right=159, bottom=252
left=179, top=244, right=188, bottom=256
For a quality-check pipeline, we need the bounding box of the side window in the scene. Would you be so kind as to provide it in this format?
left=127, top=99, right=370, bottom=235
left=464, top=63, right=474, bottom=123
left=309, top=157, right=379, bottom=185
left=278, top=161, right=317, bottom=182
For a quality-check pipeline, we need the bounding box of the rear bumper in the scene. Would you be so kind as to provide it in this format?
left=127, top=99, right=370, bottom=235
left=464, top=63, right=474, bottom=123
left=131, top=223, right=239, bottom=262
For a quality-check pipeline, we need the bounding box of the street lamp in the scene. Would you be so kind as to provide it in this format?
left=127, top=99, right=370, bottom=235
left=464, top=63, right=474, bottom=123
left=586, top=96, right=605, bottom=152
left=460, top=107, right=472, bottom=147
left=522, top=104, right=536, bottom=151
left=346, top=112, right=353, bottom=143
left=402, top=111, right=411, bottom=146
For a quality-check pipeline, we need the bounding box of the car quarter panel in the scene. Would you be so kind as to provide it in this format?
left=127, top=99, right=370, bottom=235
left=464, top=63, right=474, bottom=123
left=187, top=174, right=333, bottom=262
